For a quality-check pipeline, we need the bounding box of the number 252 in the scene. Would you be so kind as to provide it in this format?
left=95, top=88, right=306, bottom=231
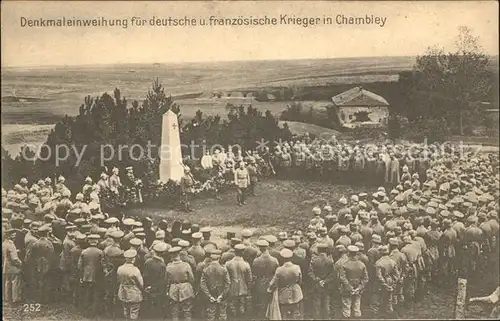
left=23, top=303, right=41, bottom=312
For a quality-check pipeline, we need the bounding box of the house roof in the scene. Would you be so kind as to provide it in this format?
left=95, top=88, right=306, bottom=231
left=332, top=86, right=389, bottom=107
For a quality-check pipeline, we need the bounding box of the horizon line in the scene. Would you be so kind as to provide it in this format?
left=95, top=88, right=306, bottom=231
left=2, top=55, right=422, bottom=69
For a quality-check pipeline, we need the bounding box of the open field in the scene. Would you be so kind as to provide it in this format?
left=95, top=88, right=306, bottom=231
left=1, top=57, right=415, bottom=155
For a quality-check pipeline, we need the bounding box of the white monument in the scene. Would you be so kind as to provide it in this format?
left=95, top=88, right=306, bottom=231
left=159, top=109, right=184, bottom=182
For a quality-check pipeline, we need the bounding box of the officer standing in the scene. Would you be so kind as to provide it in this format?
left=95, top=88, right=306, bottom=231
left=77, top=234, right=104, bottom=317
left=225, top=243, right=253, bottom=318
left=181, top=167, right=196, bottom=213
left=200, top=249, right=231, bottom=321
left=246, top=157, right=260, bottom=196
left=2, top=229, right=23, bottom=304
left=117, top=249, right=144, bottom=320
left=28, top=224, right=55, bottom=303
left=165, top=246, right=195, bottom=321
left=234, top=161, right=250, bottom=206
left=143, top=242, right=168, bottom=318
left=251, top=239, right=279, bottom=319
left=268, top=248, right=304, bottom=320
left=308, top=243, right=334, bottom=319
left=372, top=245, right=400, bottom=316
left=339, top=245, right=369, bottom=318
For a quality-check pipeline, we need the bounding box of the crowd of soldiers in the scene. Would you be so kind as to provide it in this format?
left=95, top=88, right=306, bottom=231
left=2, top=138, right=500, bottom=320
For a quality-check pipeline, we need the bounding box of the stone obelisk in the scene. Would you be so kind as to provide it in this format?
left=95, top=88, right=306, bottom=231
left=159, top=109, right=184, bottom=182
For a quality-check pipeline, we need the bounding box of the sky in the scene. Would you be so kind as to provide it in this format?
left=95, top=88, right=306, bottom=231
left=1, top=1, right=498, bottom=67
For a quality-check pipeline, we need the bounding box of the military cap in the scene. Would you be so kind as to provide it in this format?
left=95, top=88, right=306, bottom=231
left=263, top=235, right=278, bottom=243
left=372, top=234, right=382, bottom=244
left=466, top=216, right=478, bottom=223
left=178, top=240, right=190, bottom=248
left=132, top=227, right=144, bottom=233
left=388, top=238, right=399, bottom=246
left=463, top=202, right=472, bottom=208
left=324, top=205, right=333, bottom=212
left=359, top=192, right=368, bottom=198
left=330, top=215, right=338, bottom=222
left=181, top=229, right=191, bottom=236
left=354, top=241, right=364, bottom=250
left=155, top=230, right=166, bottom=239
left=136, top=232, right=146, bottom=238
left=169, top=246, right=182, bottom=254
left=134, top=221, right=143, bottom=227
left=124, top=249, right=137, bottom=258
left=278, top=232, right=288, bottom=240
left=171, top=238, right=181, bottom=246
left=280, top=248, right=293, bottom=259
left=104, top=217, right=118, bottom=224
left=153, top=242, right=168, bottom=253
left=226, top=231, right=236, bottom=238
left=283, top=240, right=296, bottom=248
left=453, top=211, right=464, bottom=218
left=234, top=244, right=246, bottom=251
left=110, top=230, right=125, bottom=239
left=477, top=212, right=487, bottom=219
left=426, top=207, right=436, bottom=216
left=440, top=210, right=450, bottom=218
left=335, top=244, right=347, bottom=253
left=339, top=197, right=348, bottom=205
left=203, top=243, right=217, bottom=252
left=123, top=218, right=135, bottom=226
left=76, top=233, right=87, bottom=241
left=230, top=237, right=242, bottom=245
left=192, top=232, right=202, bottom=239
left=87, top=234, right=100, bottom=240
left=65, top=225, right=77, bottom=231
left=378, top=246, right=389, bottom=254
left=443, top=218, right=453, bottom=226
left=347, top=245, right=359, bottom=253
left=200, top=227, right=212, bottom=233
left=129, top=238, right=142, bottom=247
left=38, top=224, right=51, bottom=232
left=256, top=239, right=269, bottom=247
left=241, top=229, right=253, bottom=238
left=210, top=249, right=222, bottom=255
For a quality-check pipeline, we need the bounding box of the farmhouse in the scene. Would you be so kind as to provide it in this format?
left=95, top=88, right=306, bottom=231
left=332, top=86, right=389, bottom=128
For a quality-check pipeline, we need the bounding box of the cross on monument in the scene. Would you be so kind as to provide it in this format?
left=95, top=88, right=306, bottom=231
left=172, top=122, right=177, bottom=129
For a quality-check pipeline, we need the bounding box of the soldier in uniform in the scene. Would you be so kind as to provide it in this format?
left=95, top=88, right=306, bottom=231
left=251, top=239, right=279, bottom=319
left=372, top=245, right=400, bottom=316
left=388, top=238, right=408, bottom=308
left=181, top=167, right=196, bottom=212
left=439, top=218, right=458, bottom=286
left=2, top=229, right=23, bottom=303
left=268, top=248, right=304, bottom=320
left=308, top=243, right=334, bottom=319
left=28, top=224, right=55, bottom=303
left=60, top=225, right=77, bottom=301
left=102, top=230, right=125, bottom=318
left=241, top=229, right=259, bottom=265
left=246, top=157, right=260, bottom=196
left=234, top=162, right=250, bottom=206
left=225, top=243, right=253, bottom=318
left=117, top=249, right=144, bottom=320
left=109, top=167, right=123, bottom=195
left=188, top=232, right=206, bottom=264
left=200, top=249, right=231, bottom=321
left=165, top=246, right=195, bottom=321
left=78, top=234, right=104, bottom=317
left=339, top=245, right=369, bottom=318
left=143, top=242, right=167, bottom=319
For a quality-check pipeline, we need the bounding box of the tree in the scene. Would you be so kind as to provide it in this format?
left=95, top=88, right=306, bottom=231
left=397, top=26, right=494, bottom=135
